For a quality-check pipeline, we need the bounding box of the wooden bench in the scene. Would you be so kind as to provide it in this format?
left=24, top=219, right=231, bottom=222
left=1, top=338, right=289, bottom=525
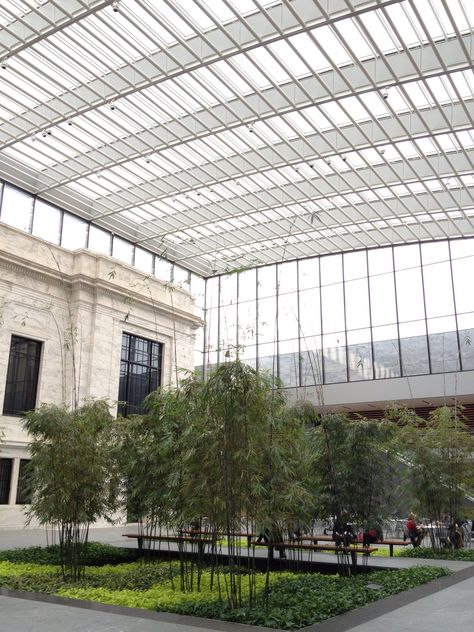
left=123, top=533, right=215, bottom=555
left=181, top=530, right=256, bottom=547
left=250, top=540, right=377, bottom=563
left=380, top=538, right=411, bottom=556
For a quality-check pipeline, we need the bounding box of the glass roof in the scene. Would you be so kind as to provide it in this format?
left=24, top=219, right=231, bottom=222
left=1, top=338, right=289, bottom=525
left=0, top=0, right=473, bottom=277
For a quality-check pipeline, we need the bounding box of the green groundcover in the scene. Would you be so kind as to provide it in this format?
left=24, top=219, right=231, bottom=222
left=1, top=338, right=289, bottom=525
left=0, top=544, right=450, bottom=630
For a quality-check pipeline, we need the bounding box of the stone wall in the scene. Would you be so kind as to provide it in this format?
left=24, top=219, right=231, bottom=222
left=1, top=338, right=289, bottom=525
left=0, top=224, right=202, bottom=528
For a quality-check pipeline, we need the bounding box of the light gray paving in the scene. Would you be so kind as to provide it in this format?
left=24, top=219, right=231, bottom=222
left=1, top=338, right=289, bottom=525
left=343, top=575, right=474, bottom=632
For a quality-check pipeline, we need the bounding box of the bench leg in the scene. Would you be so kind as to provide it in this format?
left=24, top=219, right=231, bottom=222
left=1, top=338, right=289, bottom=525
left=137, top=536, right=143, bottom=555
left=389, top=544, right=394, bottom=557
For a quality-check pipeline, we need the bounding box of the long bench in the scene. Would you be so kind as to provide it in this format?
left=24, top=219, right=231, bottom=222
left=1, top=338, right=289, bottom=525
left=299, top=534, right=411, bottom=557
left=123, top=533, right=215, bottom=555
left=381, top=538, right=411, bottom=556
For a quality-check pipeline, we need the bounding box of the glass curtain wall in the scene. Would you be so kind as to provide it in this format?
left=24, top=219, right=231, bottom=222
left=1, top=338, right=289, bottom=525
left=201, top=238, right=474, bottom=387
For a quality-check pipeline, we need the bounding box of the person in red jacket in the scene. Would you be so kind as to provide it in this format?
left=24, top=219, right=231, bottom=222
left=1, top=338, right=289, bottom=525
left=406, top=513, right=424, bottom=547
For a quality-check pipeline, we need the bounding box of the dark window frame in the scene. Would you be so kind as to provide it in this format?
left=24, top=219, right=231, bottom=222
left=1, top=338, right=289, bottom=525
left=118, top=332, right=163, bottom=417
left=0, top=458, right=13, bottom=504
left=3, top=335, right=42, bottom=416
left=16, top=459, right=32, bottom=505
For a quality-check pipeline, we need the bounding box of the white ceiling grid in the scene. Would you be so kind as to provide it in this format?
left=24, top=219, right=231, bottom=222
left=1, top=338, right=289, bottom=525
left=0, top=0, right=473, bottom=276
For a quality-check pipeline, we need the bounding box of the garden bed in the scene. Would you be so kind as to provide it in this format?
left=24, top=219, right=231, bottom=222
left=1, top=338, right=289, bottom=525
left=0, top=543, right=451, bottom=630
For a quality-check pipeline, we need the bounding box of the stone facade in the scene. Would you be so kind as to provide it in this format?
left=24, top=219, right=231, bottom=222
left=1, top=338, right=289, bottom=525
left=0, top=224, right=202, bottom=528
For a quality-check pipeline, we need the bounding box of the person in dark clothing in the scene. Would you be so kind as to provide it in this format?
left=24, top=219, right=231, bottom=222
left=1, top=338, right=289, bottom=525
left=332, top=519, right=356, bottom=547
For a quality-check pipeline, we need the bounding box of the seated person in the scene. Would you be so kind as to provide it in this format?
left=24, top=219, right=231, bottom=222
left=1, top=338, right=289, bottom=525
left=332, top=519, right=356, bottom=547
left=405, top=513, right=424, bottom=547
left=363, top=526, right=383, bottom=545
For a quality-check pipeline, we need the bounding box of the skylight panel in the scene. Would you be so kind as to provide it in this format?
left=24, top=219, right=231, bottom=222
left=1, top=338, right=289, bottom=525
left=414, top=0, right=453, bottom=39
left=358, top=92, right=391, bottom=118
left=2, top=145, right=54, bottom=170
left=173, top=144, right=207, bottom=167
left=445, top=0, right=472, bottom=32
left=80, top=112, right=126, bottom=146
left=320, top=102, right=351, bottom=127
left=283, top=111, right=314, bottom=135
left=1, top=76, right=42, bottom=109
left=338, top=96, right=371, bottom=122
left=403, top=81, right=431, bottom=108
left=67, top=180, right=99, bottom=200
left=268, top=116, right=297, bottom=140
left=131, top=1, right=178, bottom=47
left=450, top=70, right=474, bottom=100
left=395, top=141, right=420, bottom=159
left=231, top=53, right=271, bottom=90
left=202, top=0, right=236, bottom=24
left=358, top=10, right=401, bottom=54
left=179, top=74, right=219, bottom=107
left=234, top=126, right=265, bottom=150
left=265, top=169, right=289, bottom=186
left=148, top=0, right=195, bottom=39
left=213, top=60, right=252, bottom=94
left=193, top=67, right=235, bottom=101
left=21, top=47, right=83, bottom=93
left=456, top=130, right=474, bottom=149
left=313, top=25, right=352, bottom=67
left=249, top=121, right=279, bottom=145
left=341, top=151, right=366, bottom=169
left=385, top=3, right=425, bottom=47
left=415, top=137, right=437, bottom=154
left=335, top=17, right=374, bottom=60
left=161, top=82, right=203, bottom=115
left=108, top=166, right=145, bottom=187
left=48, top=29, right=111, bottom=76
left=268, top=39, right=310, bottom=78
left=304, top=107, right=333, bottom=132
left=249, top=47, right=291, bottom=85
left=290, top=32, right=331, bottom=74
left=435, top=134, right=458, bottom=152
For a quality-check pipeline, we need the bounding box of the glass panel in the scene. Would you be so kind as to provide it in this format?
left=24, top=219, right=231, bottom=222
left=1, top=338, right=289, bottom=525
left=190, top=273, right=205, bottom=301
left=16, top=459, right=32, bottom=504
left=458, top=313, right=474, bottom=370
left=258, top=295, right=277, bottom=344
left=238, top=268, right=256, bottom=302
left=299, top=288, right=321, bottom=337
left=134, top=247, right=153, bottom=274
left=155, top=258, right=172, bottom=283
left=298, top=258, right=319, bottom=291
left=205, top=277, right=219, bottom=310
left=113, top=236, right=133, bottom=264
left=394, top=243, right=421, bottom=271
left=3, top=336, right=42, bottom=416
left=278, top=261, right=298, bottom=294
left=32, top=200, right=61, bottom=243
left=88, top=225, right=111, bottom=255
left=220, top=273, right=237, bottom=306
left=61, top=213, right=87, bottom=250
left=347, top=329, right=373, bottom=381
left=257, top=265, right=276, bottom=298
left=321, top=282, right=345, bottom=333
left=258, top=342, right=277, bottom=379
left=219, top=303, right=237, bottom=356
left=451, top=249, right=474, bottom=314
left=0, top=459, right=12, bottom=504
left=205, top=307, right=219, bottom=356
left=422, top=259, right=454, bottom=318
left=395, top=267, right=425, bottom=322
left=399, top=321, right=429, bottom=376
left=278, top=292, right=299, bottom=341
left=323, top=332, right=347, bottom=384
left=427, top=316, right=460, bottom=373
left=1, top=185, right=33, bottom=232
left=344, top=250, right=367, bottom=281
left=278, top=339, right=299, bottom=387
left=370, top=271, right=397, bottom=326
left=301, top=338, right=323, bottom=386
left=173, top=264, right=189, bottom=288
left=345, top=278, right=370, bottom=330
left=372, top=325, right=401, bottom=379
left=238, top=300, right=257, bottom=346
left=320, top=254, right=342, bottom=285
left=368, top=247, right=394, bottom=275
left=422, top=241, right=450, bottom=265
